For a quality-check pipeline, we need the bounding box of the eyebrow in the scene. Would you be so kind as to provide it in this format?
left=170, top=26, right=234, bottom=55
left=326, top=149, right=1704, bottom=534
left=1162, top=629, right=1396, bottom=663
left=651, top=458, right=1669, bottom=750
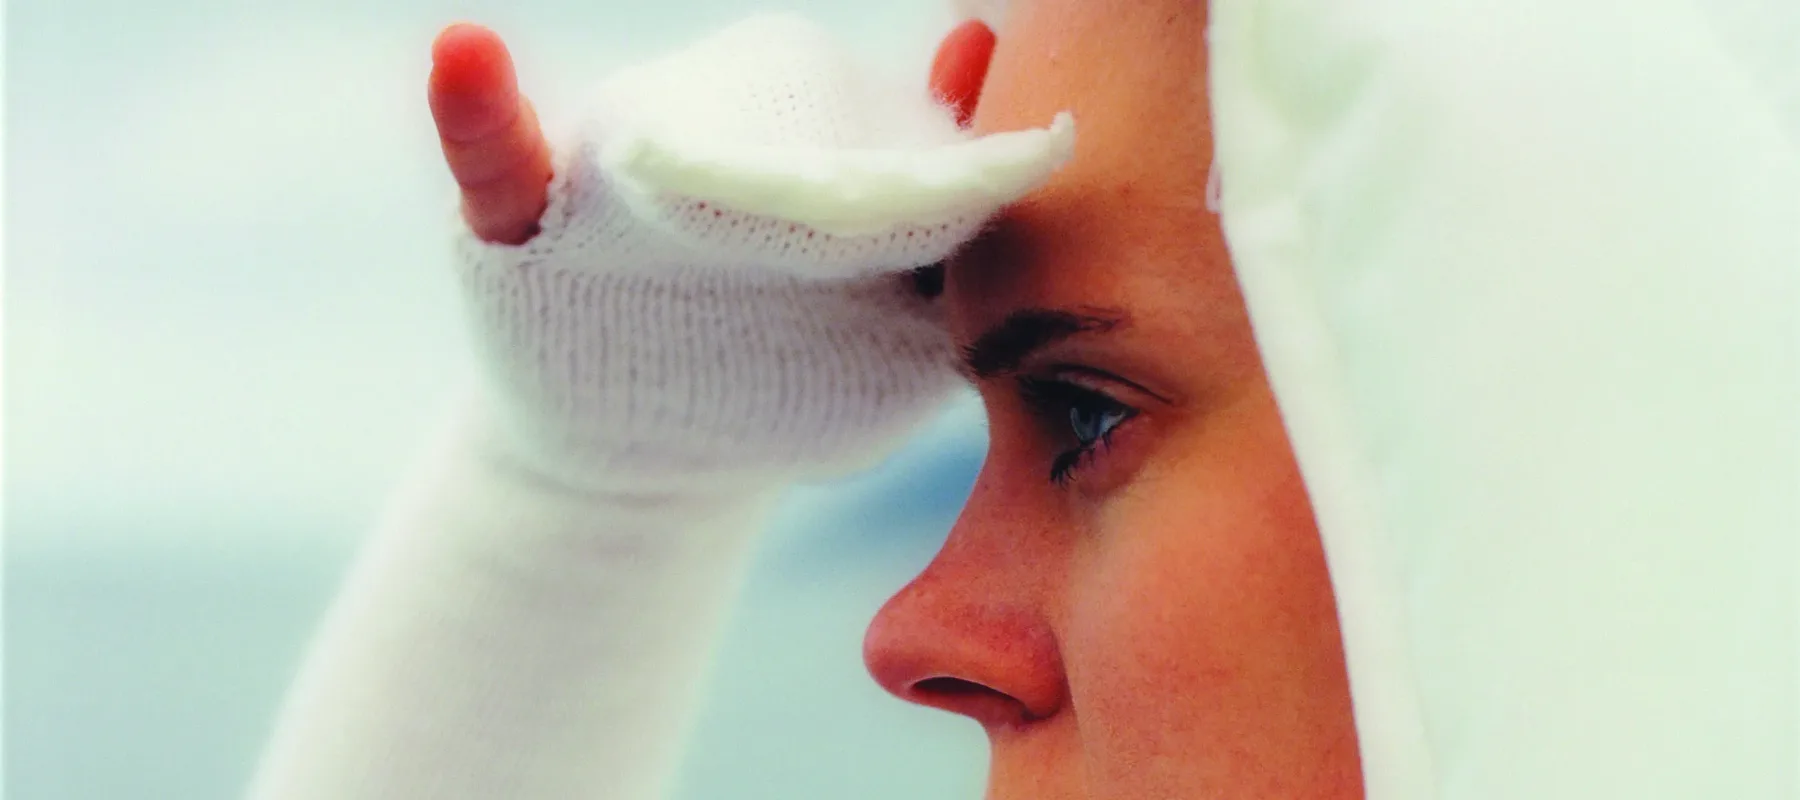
left=961, top=307, right=1127, bottom=378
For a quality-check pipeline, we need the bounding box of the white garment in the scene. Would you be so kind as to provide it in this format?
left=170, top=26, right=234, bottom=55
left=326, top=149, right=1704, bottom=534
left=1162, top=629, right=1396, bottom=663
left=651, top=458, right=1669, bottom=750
left=250, top=4, right=1800, bottom=799
left=244, top=14, right=1072, bottom=800
left=1209, top=0, right=1799, bottom=797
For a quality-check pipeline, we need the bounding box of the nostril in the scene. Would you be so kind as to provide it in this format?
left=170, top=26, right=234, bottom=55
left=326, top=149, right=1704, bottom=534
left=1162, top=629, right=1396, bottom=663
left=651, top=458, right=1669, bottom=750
left=913, top=676, right=991, bottom=697
left=907, top=676, right=1035, bottom=726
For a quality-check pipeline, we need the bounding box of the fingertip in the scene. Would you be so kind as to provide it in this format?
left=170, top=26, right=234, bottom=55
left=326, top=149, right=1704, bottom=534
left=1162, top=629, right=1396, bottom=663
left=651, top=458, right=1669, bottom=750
left=430, top=22, right=526, bottom=142
left=942, top=19, right=996, bottom=54
left=432, top=22, right=496, bottom=65
left=430, top=22, right=513, bottom=94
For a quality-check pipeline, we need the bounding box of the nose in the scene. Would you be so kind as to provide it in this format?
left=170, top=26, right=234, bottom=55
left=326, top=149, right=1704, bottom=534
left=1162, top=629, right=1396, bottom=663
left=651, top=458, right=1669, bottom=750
left=862, top=564, right=1067, bottom=730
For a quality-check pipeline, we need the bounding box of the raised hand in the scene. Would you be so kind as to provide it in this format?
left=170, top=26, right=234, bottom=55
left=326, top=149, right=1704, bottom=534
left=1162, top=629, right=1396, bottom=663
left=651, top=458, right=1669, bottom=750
left=430, top=13, right=1068, bottom=488
left=429, top=20, right=995, bottom=246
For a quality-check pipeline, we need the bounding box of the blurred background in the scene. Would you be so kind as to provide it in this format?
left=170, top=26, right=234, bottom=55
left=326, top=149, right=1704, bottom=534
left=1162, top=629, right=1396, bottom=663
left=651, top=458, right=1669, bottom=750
left=6, top=0, right=995, bottom=797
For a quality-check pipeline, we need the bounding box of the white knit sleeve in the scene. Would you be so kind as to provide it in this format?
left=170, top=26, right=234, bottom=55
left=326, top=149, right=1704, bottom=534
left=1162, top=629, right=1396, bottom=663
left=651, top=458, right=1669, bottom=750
left=244, top=411, right=777, bottom=800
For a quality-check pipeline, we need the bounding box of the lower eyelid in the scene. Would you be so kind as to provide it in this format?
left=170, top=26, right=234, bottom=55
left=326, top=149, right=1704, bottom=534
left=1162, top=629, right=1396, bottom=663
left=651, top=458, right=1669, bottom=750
left=1059, top=412, right=1154, bottom=494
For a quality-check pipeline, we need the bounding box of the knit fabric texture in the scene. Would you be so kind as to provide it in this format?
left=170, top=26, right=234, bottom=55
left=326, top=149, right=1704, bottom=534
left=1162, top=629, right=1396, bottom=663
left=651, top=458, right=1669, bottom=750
left=454, top=12, right=1074, bottom=493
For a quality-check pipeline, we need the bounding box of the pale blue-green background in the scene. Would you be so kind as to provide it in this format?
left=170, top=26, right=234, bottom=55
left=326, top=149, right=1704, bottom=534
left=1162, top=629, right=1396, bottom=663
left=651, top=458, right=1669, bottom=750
left=6, top=1, right=994, bottom=797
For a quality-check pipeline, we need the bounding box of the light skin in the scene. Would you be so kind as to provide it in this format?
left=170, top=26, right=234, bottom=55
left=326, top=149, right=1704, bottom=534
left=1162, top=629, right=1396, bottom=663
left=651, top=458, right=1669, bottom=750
left=428, top=1, right=1362, bottom=796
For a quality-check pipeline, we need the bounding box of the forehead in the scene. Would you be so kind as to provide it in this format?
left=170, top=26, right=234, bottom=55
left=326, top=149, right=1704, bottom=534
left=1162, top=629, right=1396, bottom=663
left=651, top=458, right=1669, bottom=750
left=945, top=0, right=1242, bottom=347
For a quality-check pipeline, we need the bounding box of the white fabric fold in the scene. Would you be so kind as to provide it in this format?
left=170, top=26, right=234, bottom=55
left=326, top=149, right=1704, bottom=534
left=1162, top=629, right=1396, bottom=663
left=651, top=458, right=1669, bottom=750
left=604, top=112, right=1074, bottom=237
left=1209, top=1, right=1800, bottom=797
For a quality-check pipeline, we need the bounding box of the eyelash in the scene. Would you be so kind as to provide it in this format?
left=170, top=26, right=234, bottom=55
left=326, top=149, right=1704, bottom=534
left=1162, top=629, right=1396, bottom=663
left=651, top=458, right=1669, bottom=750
left=1016, top=375, right=1140, bottom=485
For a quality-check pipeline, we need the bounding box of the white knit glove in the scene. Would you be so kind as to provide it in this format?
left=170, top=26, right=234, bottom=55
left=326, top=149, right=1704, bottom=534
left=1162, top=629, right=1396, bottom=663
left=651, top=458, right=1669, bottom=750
left=455, top=13, right=1075, bottom=492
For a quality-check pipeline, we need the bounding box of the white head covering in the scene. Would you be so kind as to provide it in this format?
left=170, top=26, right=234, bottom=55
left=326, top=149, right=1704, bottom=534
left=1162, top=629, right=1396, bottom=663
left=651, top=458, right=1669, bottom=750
left=1210, top=1, right=1799, bottom=798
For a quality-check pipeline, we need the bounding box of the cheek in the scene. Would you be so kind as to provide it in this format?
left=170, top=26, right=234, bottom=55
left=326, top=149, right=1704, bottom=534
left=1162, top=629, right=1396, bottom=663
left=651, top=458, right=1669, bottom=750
left=1060, top=494, right=1237, bottom=751
left=1056, top=394, right=1351, bottom=787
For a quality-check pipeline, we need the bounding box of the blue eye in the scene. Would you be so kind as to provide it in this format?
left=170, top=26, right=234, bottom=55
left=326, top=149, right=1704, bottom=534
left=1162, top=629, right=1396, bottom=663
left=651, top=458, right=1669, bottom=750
left=1017, top=376, right=1139, bottom=485
left=1069, top=403, right=1130, bottom=448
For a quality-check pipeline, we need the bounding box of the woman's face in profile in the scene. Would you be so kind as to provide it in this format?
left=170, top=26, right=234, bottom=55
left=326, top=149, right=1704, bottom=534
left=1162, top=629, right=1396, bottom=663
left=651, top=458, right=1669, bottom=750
left=861, top=1, right=1364, bottom=797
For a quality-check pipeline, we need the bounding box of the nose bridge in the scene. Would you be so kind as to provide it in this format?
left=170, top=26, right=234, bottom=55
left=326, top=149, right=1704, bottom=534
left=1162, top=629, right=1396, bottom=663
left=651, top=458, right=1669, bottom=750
left=938, top=456, right=1056, bottom=579
left=862, top=465, right=1067, bottom=723
left=900, top=459, right=1054, bottom=619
